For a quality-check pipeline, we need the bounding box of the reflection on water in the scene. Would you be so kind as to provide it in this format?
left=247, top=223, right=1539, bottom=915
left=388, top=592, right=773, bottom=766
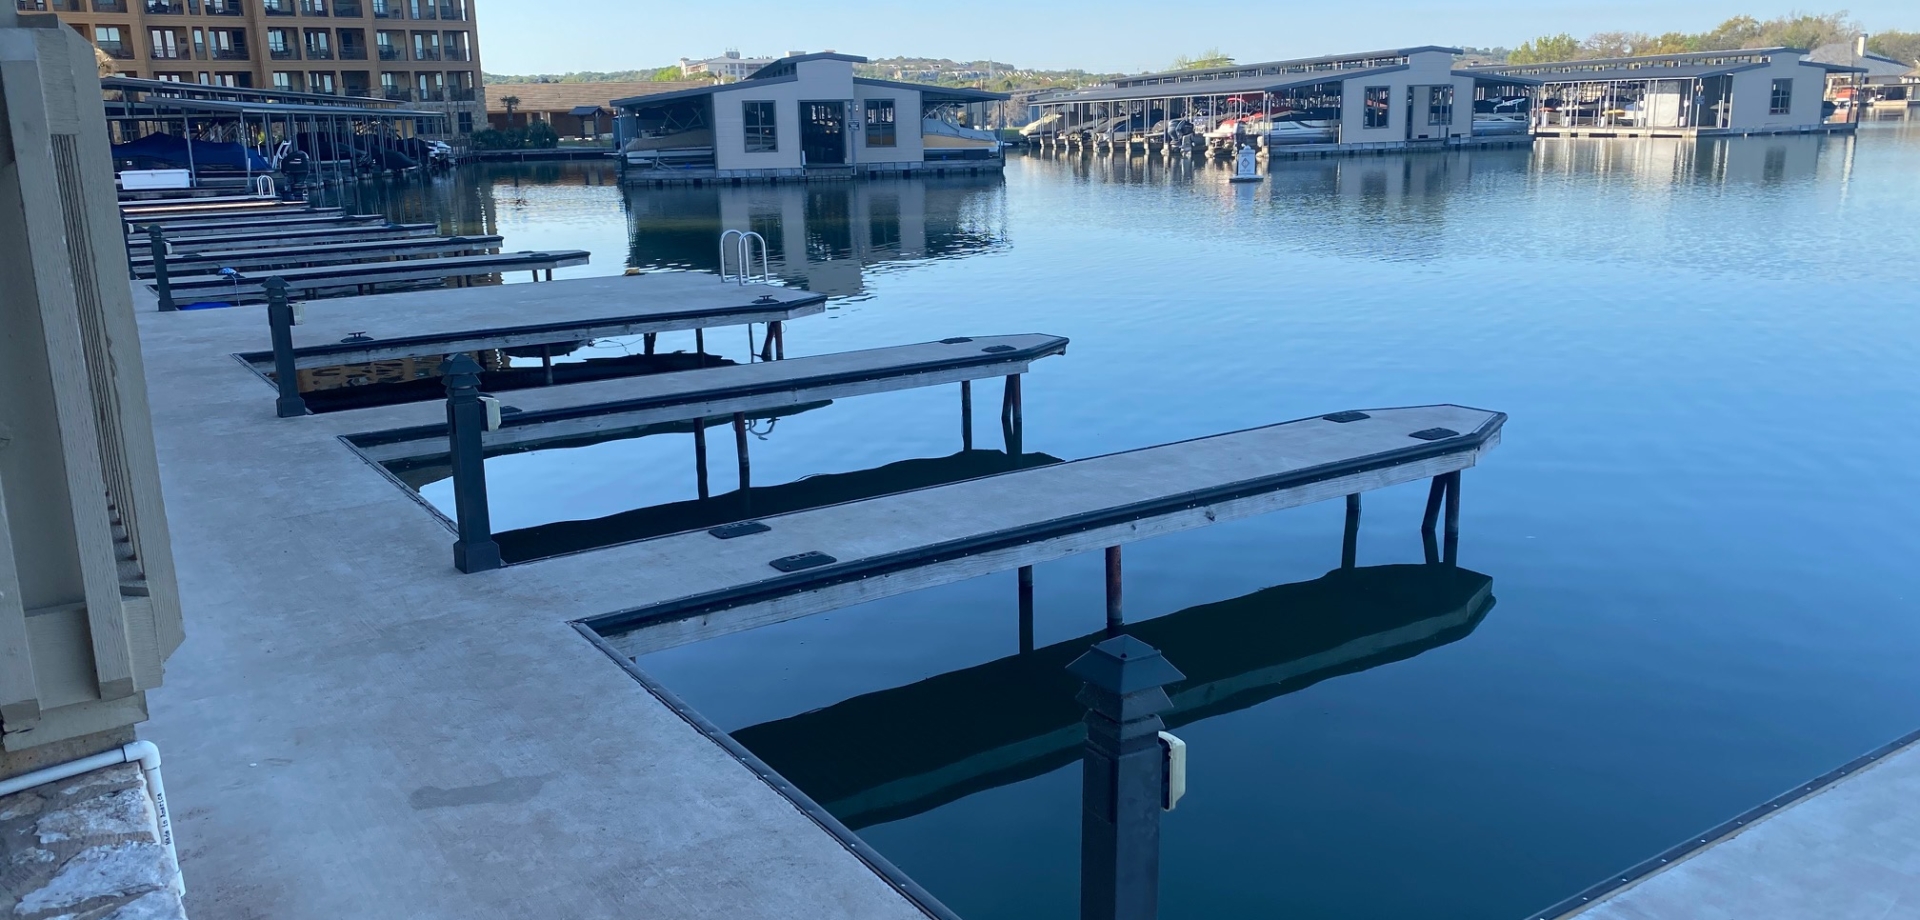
left=344, top=126, right=1920, bottom=919
left=735, top=562, right=1493, bottom=832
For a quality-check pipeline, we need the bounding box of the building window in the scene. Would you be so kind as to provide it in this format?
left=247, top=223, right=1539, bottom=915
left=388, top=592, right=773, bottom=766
left=272, top=71, right=294, bottom=89
left=1770, top=78, right=1792, bottom=115
left=743, top=100, right=777, bottom=153
left=1363, top=86, right=1390, bottom=128
left=864, top=98, right=895, bottom=147
left=1427, top=85, right=1454, bottom=126
left=456, top=110, right=472, bottom=133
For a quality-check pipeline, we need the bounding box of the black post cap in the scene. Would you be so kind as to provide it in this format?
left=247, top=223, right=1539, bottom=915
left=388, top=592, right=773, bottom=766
left=1067, top=634, right=1186, bottom=696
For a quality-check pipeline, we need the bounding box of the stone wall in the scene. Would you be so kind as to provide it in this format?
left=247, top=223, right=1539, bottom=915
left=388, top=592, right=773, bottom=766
left=0, top=763, right=185, bottom=920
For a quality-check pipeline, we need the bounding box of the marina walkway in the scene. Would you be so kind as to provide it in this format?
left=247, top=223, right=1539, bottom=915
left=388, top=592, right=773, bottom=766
left=130, top=235, right=506, bottom=278
left=1549, top=733, right=1920, bottom=920
left=125, top=222, right=440, bottom=251
left=132, top=275, right=932, bottom=920
left=159, top=249, right=592, bottom=300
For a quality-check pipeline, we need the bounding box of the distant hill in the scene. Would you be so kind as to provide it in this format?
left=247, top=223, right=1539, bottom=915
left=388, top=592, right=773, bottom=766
left=485, top=57, right=1118, bottom=92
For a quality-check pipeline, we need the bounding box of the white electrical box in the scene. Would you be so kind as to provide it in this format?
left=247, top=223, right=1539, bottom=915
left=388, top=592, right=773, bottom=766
left=480, top=395, right=502, bottom=431
left=289, top=302, right=305, bottom=326
left=1159, top=731, right=1187, bottom=811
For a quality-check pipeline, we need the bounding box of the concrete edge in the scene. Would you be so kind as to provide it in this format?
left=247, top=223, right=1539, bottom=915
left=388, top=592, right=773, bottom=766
left=570, top=622, right=961, bottom=920
left=1529, top=726, right=1920, bottom=919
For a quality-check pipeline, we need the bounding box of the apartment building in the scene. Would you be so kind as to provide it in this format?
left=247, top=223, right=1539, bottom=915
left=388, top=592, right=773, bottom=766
left=16, top=0, right=484, bottom=134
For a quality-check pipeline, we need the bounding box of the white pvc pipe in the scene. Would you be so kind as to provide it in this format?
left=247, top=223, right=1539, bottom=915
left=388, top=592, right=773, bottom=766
left=0, top=741, right=183, bottom=896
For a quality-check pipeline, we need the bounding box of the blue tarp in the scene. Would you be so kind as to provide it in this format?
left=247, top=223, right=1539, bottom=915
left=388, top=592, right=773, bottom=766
left=112, top=133, right=272, bottom=171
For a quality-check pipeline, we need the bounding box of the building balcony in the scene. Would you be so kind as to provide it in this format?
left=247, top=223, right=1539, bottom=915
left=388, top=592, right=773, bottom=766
left=144, top=0, right=187, bottom=12
left=339, top=46, right=367, bottom=59
left=371, top=5, right=393, bottom=15
left=268, top=47, right=300, bottom=60
left=333, top=0, right=360, bottom=12
left=416, top=87, right=444, bottom=101
left=299, top=3, right=326, bottom=13
left=409, top=6, right=433, bottom=17
left=92, top=0, right=124, bottom=11
left=211, top=46, right=249, bottom=59
left=377, top=46, right=402, bottom=60
left=150, top=45, right=188, bottom=59
left=383, top=87, right=412, bottom=100
left=434, top=3, right=459, bottom=18
left=442, top=48, right=468, bottom=61
left=263, top=2, right=295, bottom=13
left=204, top=0, right=243, bottom=13
left=448, top=86, right=474, bottom=101
left=305, top=46, right=332, bottom=59
left=97, top=40, right=135, bottom=59
left=21, top=0, right=84, bottom=10
left=412, top=48, right=438, bottom=61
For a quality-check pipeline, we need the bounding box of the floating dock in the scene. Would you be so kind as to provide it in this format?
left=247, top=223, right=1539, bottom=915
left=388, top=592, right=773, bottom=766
left=587, top=404, right=1502, bottom=656
left=125, top=222, right=441, bottom=251
left=124, top=211, right=388, bottom=237
left=158, top=249, right=592, bottom=301
left=130, top=235, right=506, bottom=278
left=220, top=273, right=827, bottom=371
left=131, top=268, right=1505, bottom=920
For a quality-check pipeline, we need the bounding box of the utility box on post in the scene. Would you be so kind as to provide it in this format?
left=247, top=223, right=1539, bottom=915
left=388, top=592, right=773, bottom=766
left=0, top=11, right=185, bottom=777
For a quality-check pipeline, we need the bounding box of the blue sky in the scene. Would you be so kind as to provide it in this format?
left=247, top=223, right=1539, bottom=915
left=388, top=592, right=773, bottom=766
left=479, top=0, right=1916, bottom=74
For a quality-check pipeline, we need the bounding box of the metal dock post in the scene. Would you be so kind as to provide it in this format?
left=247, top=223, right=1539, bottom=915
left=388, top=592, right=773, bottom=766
left=444, top=354, right=501, bottom=573
left=264, top=278, right=305, bottom=418
left=147, top=225, right=175, bottom=312
left=1069, top=635, right=1184, bottom=920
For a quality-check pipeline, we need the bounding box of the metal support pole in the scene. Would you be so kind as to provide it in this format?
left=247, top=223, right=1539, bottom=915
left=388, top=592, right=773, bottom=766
left=732, top=410, right=751, bottom=496
left=695, top=327, right=706, bottom=361
left=772, top=320, right=784, bottom=359
left=1443, top=471, right=1461, bottom=566
left=540, top=343, right=553, bottom=385
left=444, top=354, right=501, bottom=573
left=961, top=379, right=974, bottom=451
left=1421, top=475, right=1447, bottom=535
left=1068, top=635, right=1184, bottom=920
left=1018, top=565, right=1034, bottom=654
left=757, top=323, right=775, bottom=362
left=644, top=333, right=656, bottom=356
left=147, top=226, right=175, bottom=312
left=1001, top=373, right=1024, bottom=459
left=693, top=421, right=711, bottom=501
left=1104, top=546, right=1123, bottom=635
left=265, top=278, right=306, bottom=418
left=1341, top=493, right=1360, bottom=570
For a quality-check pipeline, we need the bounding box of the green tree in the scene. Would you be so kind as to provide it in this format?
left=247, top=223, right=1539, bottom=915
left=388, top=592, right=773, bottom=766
left=501, top=95, right=520, bottom=123
left=1170, top=48, right=1234, bottom=70
left=650, top=65, right=684, bottom=81
left=524, top=121, right=559, bottom=149
left=1868, top=30, right=1920, bottom=66
left=1509, top=33, right=1582, bottom=63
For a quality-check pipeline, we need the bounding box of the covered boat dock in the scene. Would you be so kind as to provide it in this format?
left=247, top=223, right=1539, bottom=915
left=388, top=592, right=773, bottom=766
left=1025, top=46, right=1540, bottom=158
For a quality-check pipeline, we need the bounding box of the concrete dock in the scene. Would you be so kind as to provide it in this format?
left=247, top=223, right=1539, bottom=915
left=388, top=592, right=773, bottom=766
left=1542, top=732, right=1920, bottom=920
left=130, top=235, right=507, bottom=278
left=207, top=272, right=827, bottom=371
left=133, top=275, right=937, bottom=920
left=130, top=267, right=1509, bottom=918
left=159, top=249, right=592, bottom=300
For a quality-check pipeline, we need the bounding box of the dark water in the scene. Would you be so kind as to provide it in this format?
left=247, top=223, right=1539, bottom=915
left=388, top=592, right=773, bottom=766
left=335, top=124, right=1920, bottom=919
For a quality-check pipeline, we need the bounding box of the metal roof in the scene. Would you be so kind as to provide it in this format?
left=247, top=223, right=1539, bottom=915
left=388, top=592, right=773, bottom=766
left=1034, top=65, right=1408, bottom=105
left=747, top=52, right=869, bottom=80
left=1454, top=69, right=1544, bottom=86
left=103, top=97, right=438, bottom=118
left=1111, top=46, right=1461, bottom=87
left=103, top=76, right=400, bottom=109
left=1521, top=63, right=1771, bottom=83
left=852, top=77, right=1007, bottom=103
left=611, top=75, right=799, bottom=109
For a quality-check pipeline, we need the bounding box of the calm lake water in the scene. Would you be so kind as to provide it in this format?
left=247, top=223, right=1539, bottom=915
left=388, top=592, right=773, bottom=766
left=331, top=122, right=1920, bottom=919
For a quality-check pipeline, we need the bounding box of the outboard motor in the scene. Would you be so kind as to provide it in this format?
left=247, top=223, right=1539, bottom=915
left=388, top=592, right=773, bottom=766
left=280, top=149, right=312, bottom=197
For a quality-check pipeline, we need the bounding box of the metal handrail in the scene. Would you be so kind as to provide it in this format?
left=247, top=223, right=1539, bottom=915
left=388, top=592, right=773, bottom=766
left=717, top=230, right=770, bottom=285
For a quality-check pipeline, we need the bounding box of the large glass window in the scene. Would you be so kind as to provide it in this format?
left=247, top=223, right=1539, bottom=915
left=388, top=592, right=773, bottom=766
left=1427, top=85, right=1453, bottom=126
left=1770, top=78, right=1793, bottom=115
left=1363, top=86, right=1390, bottom=128
left=743, top=100, right=777, bottom=152
left=864, top=98, right=896, bottom=147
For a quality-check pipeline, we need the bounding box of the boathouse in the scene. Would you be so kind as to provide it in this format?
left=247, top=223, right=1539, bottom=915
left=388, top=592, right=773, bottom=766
left=1470, top=49, right=1863, bottom=137
left=1025, top=46, right=1540, bottom=157
left=611, top=52, right=1008, bottom=183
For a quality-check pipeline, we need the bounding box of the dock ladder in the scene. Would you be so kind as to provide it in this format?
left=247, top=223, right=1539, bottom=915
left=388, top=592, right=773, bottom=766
left=719, top=229, right=771, bottom=285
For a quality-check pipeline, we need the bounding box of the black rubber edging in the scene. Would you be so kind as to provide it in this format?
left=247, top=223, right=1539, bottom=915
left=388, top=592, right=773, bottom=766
left=570, top=622, right=964, bottom=920
left=168, top=250, right=592, bottom=292
left=583, top=407, right=1505, bottom=638
left=234, top=292, right=832, bottom=367
left=344, top=336, right=1070, bottom=449
left=1524, top=725, right=1920, bottom=919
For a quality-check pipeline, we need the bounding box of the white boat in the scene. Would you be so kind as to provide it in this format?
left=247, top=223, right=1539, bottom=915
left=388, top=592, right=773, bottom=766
left=922, top=118, right=1001, bottom=159
left=1262, top=118, right=1338, bottom=146
left=1019, top=113, right=1062, bottom=137
left=622, top=128, right=715, bottom=166
left=1471, top=113, right=1530, bottom=136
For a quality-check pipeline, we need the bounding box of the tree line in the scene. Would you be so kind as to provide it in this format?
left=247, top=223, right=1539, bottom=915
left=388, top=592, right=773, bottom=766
left=1508, top=13, right=1920, bottom=66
